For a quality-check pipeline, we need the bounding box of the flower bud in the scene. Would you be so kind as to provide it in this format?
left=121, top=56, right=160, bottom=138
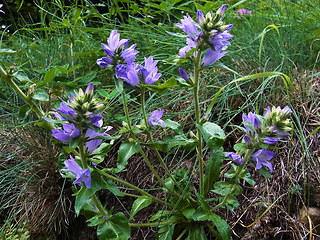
left=216, top=4, right=226, bottom=17
left=82, top=102, right=90, bottom=111
left=197, top=10, right=206, bottom=26
left=84, top=82, right=94, bottom=101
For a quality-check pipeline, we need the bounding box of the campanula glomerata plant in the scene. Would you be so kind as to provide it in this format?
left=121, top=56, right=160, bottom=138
left=0, top=4, right=293, bottom=240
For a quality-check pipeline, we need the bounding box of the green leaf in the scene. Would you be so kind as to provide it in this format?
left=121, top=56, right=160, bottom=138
left=225, top=195, right=239, bottom=211
left=74, top=171, right=105, bottom=216
left=210, top=214, right=231, bottom=240
left=203, top=149, right=225, bottom=195
left=102, top=178, right=124, bottom=197
left=67, top=64, right=82, bottom=74
left=130, top=196, right=152, bottom=220
left=181, top=208, right=195, bottom=219
left=159, top=224, right=175, bottom=240
left=212, top=182, right=242, bottom=196
left=0, top=48, right=16, bottom=56
left=164, top=119, right=183, bottom=134
left=117, top=142, right=140, bottom=172
left=150, top=210, right=172, bottom=222
left=257, top=166, right=272, bottom=178
left=13, top=71, right=30, bottom=83
left=97, top=212, right=130, bottom=240
left=140, top=77, right=177, bottom=95
left=97, top=89, right=109, bottom=98
left=56, top=66, right=68, bottom=73
left=198, top=122, right=226, bottom=149
left=44, top=68, right=56, bottom=83
left=114, top=77, right=123, bottom=93
left=33, top=89, right=49, bottom=101
left=18, top=104, right=31, bottom=120
left=62, top=18, right=71, bottom=27
left=147, top=135, right=196, bottom=152
left=233, top=143, right=247, bottom=153
left=74, top=186, right=89, bottom=216
left=187, top=224, right=207, bottom=240
left=212, top=62, right=238, bottom=75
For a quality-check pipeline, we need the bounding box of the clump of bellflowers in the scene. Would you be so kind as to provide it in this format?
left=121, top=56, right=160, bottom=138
left=96, top=30, right=139, bottom=70
left=50, top=83, right=110, bottom=155
left=226, top=106, right=292, bottom=173
left=116, top=56, right=162, bottom=87
left=176, top=4, right=233, bottom=67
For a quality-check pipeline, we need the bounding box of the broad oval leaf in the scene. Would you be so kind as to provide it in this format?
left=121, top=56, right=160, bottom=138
left=129, top=196, right=152, bottom=220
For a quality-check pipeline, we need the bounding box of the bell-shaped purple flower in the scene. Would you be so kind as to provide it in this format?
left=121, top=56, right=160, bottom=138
left=179, top=38, right=198, bottom=58
left=140, top=56, right=162, bottom=85
left=119, top=63, right=140, bottom=87
left=148, top=110, right=165, bottom=127
left=226, top=152, right=243, bottom=165
left=52, top=123, right=80, bottom=143
left=208, top=29, right=233, bottom=52
left=262, top=137, right=278, bottom=145
left=201, top=48, right=227, bottom=67
left=176, top=15, right=201, bottom=41
left=197, top=10, right=205, bottom=26
left=242, top=112, right=261, bottom=131
left=64, top=156, right=91, bottom=189
left=85, top=127, right=111, bottom=153
left=252, top=149, right=274, bottom=173
left=90, top=113, right=103, bottom=127
left=216, top=4, right=227, bottom=16
left=97, top=30, right=139, bottom=68
left=57, top=102, right=77, bottom=119
left=179, top=68, right=190, bottom=81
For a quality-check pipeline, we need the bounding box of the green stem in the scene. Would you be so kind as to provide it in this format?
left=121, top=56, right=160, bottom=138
left=0, top=66, right=53, bottom=129
left=140, top=88, right=194, bottom=201
left=78, top=141, right=108, bottom=216
left=121, top=91, right=176, bottom=195
left=129, top=221, right=177, bottom=227
left=92, top=194, right=108, bottom=216
left=193, top=53, right=204, bottom=195
left=96, top=169, right=174, bottom=208
left=211, top=148, right=255, bottom=212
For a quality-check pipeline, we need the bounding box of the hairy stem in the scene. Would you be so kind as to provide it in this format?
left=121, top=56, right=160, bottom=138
left=96, top=169, right=174, bottom=208
left=193, top=53, right=204, bottom=195
left=121, top=91, right=181, bottom=196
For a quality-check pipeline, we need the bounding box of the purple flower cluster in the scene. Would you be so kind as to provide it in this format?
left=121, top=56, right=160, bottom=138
left=96, top=30, right=139, bottom=69
left=97, top=31, right=161, bottom=88
left=51, top=83, right=111, bottom=154
left=63, top=156, right=91, bottom=189
left=116, top=56, right=162, bottom=87
left=176, top=4, right=233, bottom=67
left=226, top=106, right=292, bottom=173
left=236, top=9, right=252, bottom=19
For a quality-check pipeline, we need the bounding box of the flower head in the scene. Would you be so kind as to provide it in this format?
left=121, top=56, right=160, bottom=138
left=85, top=127, right=111, bottom=153
left=179, top=68, right=190, bottom=82
left=52, top=123, right=80, bottom=142
left=226, top=152, right=243, bottom=165
left=202, top=48, right=227, bottom=67
left=176, top=15, right=201, bottom=40
left=148, top=110, right=165, bottom=127
left=97, top=30, right=139, bottom=68
left=252, top=149, right=274, bottom=173
left=237, top=9, right=252, bottom=19
left=139, top=56, right=162, bottom=85
left=176, top=5, right=232, bottom=63
left=57, top=102, right=78, bottom=120
left=64, top=156, right=91, bottom=188
left=118, top=63, right=140, bottom=87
